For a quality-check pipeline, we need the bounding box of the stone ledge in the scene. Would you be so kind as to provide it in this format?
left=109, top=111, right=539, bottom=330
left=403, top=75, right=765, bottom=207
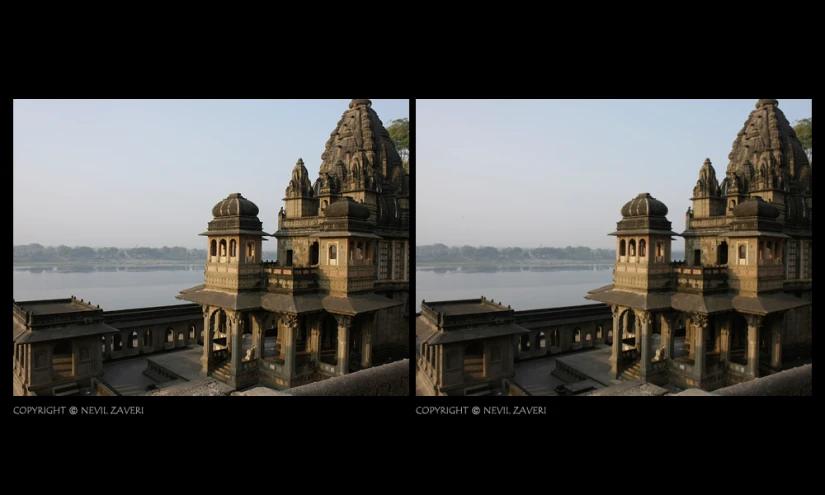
left=143, top=377, right=235, bottom=396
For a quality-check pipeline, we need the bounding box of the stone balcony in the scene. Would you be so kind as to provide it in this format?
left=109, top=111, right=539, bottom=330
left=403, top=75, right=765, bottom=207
left=672, top=265, right=728, bottom=293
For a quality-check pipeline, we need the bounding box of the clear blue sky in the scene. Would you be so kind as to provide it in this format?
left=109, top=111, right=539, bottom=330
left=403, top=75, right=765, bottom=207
left=13, top=99, right=409, bottom=249
left=416, top=99, right=812, bottom=250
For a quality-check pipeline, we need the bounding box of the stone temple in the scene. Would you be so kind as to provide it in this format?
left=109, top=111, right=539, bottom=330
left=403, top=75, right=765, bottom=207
left=177, top=99, right=410, bottom=390
left=586, top=99, right=812, bottom=390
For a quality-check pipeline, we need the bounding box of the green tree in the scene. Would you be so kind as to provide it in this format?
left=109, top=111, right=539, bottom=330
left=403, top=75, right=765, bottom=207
left=387, top=118, right=409, bottom=173
left=793, top=118, right=811, bottom=164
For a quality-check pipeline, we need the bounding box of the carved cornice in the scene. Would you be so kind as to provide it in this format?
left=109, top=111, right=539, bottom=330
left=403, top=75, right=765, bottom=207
left=691, top=313, right=709, bottom=329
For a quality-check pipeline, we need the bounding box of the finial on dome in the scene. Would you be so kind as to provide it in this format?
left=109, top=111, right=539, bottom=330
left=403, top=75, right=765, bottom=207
left=704, top=158, right=712, bottom=166
left=756, top=99, right=778, bottom=109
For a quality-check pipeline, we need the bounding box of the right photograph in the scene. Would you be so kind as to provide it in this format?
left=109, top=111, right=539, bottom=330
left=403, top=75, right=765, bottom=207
left=415, top=99, right=812, bottom=397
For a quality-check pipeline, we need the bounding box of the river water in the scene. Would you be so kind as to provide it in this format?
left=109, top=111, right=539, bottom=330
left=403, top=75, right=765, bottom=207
left=416, top=264, right=614, bottom=312
left=13, top=264, right=205, bottom=310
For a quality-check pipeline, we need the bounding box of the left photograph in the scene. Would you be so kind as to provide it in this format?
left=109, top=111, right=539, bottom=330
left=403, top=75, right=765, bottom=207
left=13, top=98, right=410, bottom=397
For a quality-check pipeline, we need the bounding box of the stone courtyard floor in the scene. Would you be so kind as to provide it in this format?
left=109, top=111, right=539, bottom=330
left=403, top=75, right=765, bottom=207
left=102, top=345, right=202, bottom=396
left=513, top=356, right=569, bottom=396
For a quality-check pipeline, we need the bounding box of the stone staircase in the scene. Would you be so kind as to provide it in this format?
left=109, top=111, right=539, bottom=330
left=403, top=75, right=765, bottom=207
left=53, top=382, right=79, bottom=396
left=213, top=359, right=232, bottom=382
left=621, top=361, right=642, bottom=381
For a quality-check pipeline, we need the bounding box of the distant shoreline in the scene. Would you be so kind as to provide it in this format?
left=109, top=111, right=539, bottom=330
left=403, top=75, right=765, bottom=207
left=416, top=260, right=615, bottom=268
left=13, top=260, right=203, bottom=267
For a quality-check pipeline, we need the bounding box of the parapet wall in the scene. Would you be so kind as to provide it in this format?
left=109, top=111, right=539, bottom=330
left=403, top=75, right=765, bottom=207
left=234, top=359, right=409, bottom=396
left=673, top=364, right=812, bottom=396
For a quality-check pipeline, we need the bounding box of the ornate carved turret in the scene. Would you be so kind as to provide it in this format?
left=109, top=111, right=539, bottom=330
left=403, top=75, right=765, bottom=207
left=201, top=193, right=268, bottom=291
left=284, top=158, right=315, bottom=218
left=611, top=193, right=678, bottom=291
left=692, top=158, right=725, bottom=218
left=317, top=197, right=378, bottom=295
left=723, top=197, right=787, bottom=294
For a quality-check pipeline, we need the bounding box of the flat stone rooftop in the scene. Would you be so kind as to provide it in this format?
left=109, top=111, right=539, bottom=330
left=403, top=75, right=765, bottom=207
left=16, top=299, right=98, bottom=315
left=148, top=345, right=205, bottom=381
left=555, top=345, right=624, bottom=387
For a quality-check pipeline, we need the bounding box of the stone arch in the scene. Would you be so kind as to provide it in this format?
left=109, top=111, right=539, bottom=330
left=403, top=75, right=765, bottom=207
left=178, top=333, right=184, bottom=342
left=596, top=325, right=603, bottom=339
left=229, top=239, right=237, bottom=258
left=463, top=341, right=483, bottom=379
left=113, top=334, right=122, bottom=351
left=329, top=244, right=338, bottom=265
left=189, top=325, right=196, bottom=339
left=574, top=328, right=581, bottom=343
left=619, top=240, right=626, bottom=257
left=247, top=242, right=255, bottom=259
left=165, top=328, right=174, bottom=343
left=639, top=239, right=646, bottom=257
left=128, top=331, right=138, bottom=349
left=210, top=240, right=217, bottom=257
left=628, top=240, right=636, bottom=257
left=310, top=241, right=319, bottom=265
left=519, top=334, right=531, bottom=352
left=219, top=239, right=227, bottom=257
left=536, top=331, right=546, bottom=349
left=729, top=199, right=736, bottom=209
left=52, top=341, right=73, bottom=377
left=718, top=241, right=729, bottom=265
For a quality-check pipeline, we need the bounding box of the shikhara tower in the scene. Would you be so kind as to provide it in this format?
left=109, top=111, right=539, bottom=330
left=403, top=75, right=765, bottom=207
left=587, top=99, right=811, bottom=390
left=178, top=99, right=410, bottom=390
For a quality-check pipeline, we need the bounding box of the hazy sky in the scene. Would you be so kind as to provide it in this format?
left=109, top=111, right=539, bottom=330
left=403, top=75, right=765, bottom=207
left=417, top=99, right=812, bottom=250
left=13, top=99, right=409, bottom=249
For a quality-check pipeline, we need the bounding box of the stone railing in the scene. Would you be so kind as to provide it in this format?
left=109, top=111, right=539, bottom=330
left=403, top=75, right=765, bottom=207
left=674, top=364, right=811, bottom=396
left=91, top=377, right=121, bottom=396
left=233, top=359, right=410, bottom=396
left=504, top=378, right=531, bottom=396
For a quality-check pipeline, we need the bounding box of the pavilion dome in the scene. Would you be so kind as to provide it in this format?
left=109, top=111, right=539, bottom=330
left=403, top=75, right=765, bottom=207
left=325, top=197, right=370, bottom=219
left=732, top=197, right=780, bottom=219
left=620, top=193, right=669, bottom=217
left=211, top=193, right=260, bottom=218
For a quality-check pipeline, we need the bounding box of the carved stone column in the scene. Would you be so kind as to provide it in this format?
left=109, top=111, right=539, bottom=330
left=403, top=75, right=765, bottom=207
left=281, top=314, right=298, bottom=378
left=636, top=310, right=652, bottom=378
left=361, top=316, right=373, bottom=368
left=770, top=319, right=782, bottom=371
left=661, top=312, right=675, bottom=361
left=745, top=314, right=763, bottom=379
left=692, top=314, right=708, bottom=381
left=611, top=305, right=622, bottom=377
left=250, top=312, right=264, bottom=362
left=310, top=314, right=320, bottom=363
left=230, top=312, right=242, bottom=373
left=335, top=314, right=353, bottom=375
left=200, top=306, right=214, bottom=374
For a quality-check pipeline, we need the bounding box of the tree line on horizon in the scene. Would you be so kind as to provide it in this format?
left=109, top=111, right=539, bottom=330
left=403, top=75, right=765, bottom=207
left=13, top=244, right=209, bottom=262
left=417, top=244, right=618, bottom=262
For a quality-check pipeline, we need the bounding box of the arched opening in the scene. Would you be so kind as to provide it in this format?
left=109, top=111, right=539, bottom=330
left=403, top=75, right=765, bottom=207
left=356, top=242, right=364, bottom=261
left=247, top=242, right=255, bottom=260
left=320, top=314, right=338, bottom=365
left=619, top=240, right=626, bottom=257
left=210, top=240, right=217, bottom=257
left=177, top=333, right=184, bottom=343
left=128, top=331, right=138, bottom=349
left=537, top=331, right=546, bottom=350
left=765, top=241, right=773, bottom=261
left=349, top=241, right=355, bottom=261
left=229, top=239, right=237, bottom=258
left=729, top=200, right=736, bottom=209
left=113, top=334, right=122, bottom=352
left=639, top=239, right=646, bottom=258
left=586, top=333, right=592, bottom=341
left=574, top=328, right=581, bottom=343
left=322, top=200, right=328, bottom=210
left=189, top=325, right=196, bottom=339
left=309, top=241, right=319, bottom=265
left=329, top=244, right=338, bottom=266
left=365, top=242, right=372, bottom=262
left=718, top=241, right=729, bottom=265
left=463, top=341, right=483, bottom=380
left=551, top=329, right=559, bottom=347
left=143, top=329, right=152, bottom=347
left=165, top=328, right=174, bottom=343
left=738, top=244, right=747, bottom=264
left=219, top=240, right=227, bottom=257
left=52, top=341, right=73, bottom=378
left=263, top=315, right=280, bottom=361
left=607, top=330, right=613, bottom=345
left=519, top=334, right=531, bottom=352
left=596, top=325, right=603, bottom=339
left=729, top=314, right=749, bottom=366
left=629, top=240, right=636, bottom=257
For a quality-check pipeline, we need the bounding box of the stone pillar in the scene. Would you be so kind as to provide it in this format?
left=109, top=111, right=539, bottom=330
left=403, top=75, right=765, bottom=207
left=310, top=315, right=320, bottom=363
left=720, top=315, right=731, bottom=364
left=770, top=318, right=782, bottom=372
left=661, top=313, right=674, bottom=361
left=201, top=307, right=214, bottom=373
left=637, top=310, right=651, bottom=378
left=250, top=312, right=263, bottom=362
left=693, top=314, right=708, bottom=380
left=610, top=305, right=621, bottom=377
left=230, top=312, right=242, bottom=373
left=104, top=334, right=112, bottom=361
left=281, top=314, right=298, bottom=378
left=361, top=317, right=372, bottom=368
left=685, top=320, right=692, bottom=356
left=335, top=315, right=352, bottom=375
left=745, top=314, right=763, bottom=379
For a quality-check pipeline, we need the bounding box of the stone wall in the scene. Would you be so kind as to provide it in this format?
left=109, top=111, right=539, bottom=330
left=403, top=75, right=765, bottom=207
left=672, top=364, right=812, bottom=396
left=234, top=359, right=409, bottom=396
